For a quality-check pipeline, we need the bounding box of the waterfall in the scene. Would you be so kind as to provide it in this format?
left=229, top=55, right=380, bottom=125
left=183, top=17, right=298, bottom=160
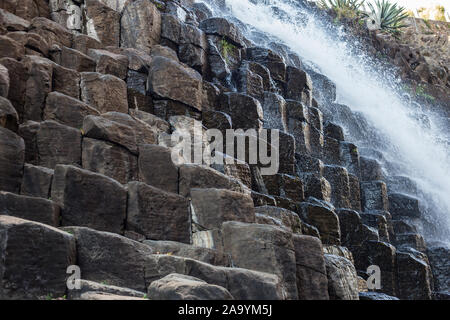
left=199, top=0, right=450, bottom=243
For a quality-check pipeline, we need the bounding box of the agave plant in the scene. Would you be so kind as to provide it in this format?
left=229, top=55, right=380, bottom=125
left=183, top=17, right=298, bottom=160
left=366, top=0, right=409, bottom=34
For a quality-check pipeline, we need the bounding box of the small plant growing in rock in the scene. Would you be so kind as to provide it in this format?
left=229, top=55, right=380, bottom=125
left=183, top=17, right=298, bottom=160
left=366, top=0, right=409, bottom=34
left=220, top=38, right=236, bottom=63
left=415, top=85, right=435, bottom=102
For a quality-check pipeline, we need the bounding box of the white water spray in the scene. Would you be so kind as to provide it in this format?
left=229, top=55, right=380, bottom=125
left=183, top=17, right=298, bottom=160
left=200, top=0, right=450, bottom=241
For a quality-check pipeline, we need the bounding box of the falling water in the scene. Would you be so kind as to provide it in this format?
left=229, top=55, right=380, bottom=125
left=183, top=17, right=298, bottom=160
left=199, top=0, right=450, bottom=242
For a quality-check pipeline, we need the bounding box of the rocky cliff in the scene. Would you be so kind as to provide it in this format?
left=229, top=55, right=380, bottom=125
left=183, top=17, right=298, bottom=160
left=0, top=0, right=448, bottom=300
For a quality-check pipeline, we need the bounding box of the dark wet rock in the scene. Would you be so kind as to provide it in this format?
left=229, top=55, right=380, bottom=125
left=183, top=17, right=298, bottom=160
left=190, top=188, right=255, bottom=231
left=255, top=206, right=303, bottom=234
left=246, top=47, right=286, bottom=83
left=218, top=92, right=263, bottom=131
left=87, top=49, right=128, bottom=80
left=138, top=144, right=179, bottom=194
left=359, top=292, right=399, bottom=300
left=52, top=165, right=127, bottom=234
left=148, top=273, right=234, bottom=300
left=82, top=138, right=138, bottom=185
left=120, top=0, right=161, bottom=53
left=44, top=92, right=99, bottom=129
left=52, top=64, right=81, bottom=99
left=360, top=181, right=389, bottom=212
left=284, top=66, right=312, bottom=101
left=62, top=226, right=153, bottom=293
left=29, top=17, right=72, bottom=48
left=0, top=127, right=24, bottom=193
left=148, top=56, right=203, bottom=111
left=143, top=240, right=230, bottom=267
left=0, top=216, right=76, bottom=300
left=323, top=165, right=351, bottom=209
left=262, top=91, right=287, bottom=132
left=68, top=280, right=146, bottom=300
left=179, top=164, right=243, bottom=197
left=324, top=254, right=359, bottom=300
left=221, top=221, right=298, bottom=299
left=199, top=17, right=244, bottom=48
left=262, top=173, right=304, bottom=202
left=80, top=72, right=128, bottom=114
left=299, top=198, right=340, bottom=245
left=127, top=181, right=190, bottom=243
left=0, top=96, right=18, bottom=132
left=396, top=251, right=433, bottom=300
left=360, top=156, right=384, bottom=182
left=427, top=243, right=450, bottom=294
left=51, top=46, right=96, bottom=73
left=293, top=235, right=329, bottom=300
left=348, top=174, right=362, bottom=211
left=0, top=191, right=59, bottom=226
left=20, top=163, right=53, bottom=198
left=388, top=193, right=422, bottom=219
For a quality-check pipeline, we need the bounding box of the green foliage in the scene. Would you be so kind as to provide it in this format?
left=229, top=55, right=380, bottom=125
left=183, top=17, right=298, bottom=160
left=367, top=0, right=409, bottom=34
left=415, top=85, right=435, bottom=102
left=319, top=0, right=367, bottom=19
left=220, top=38, right=236, bottom=63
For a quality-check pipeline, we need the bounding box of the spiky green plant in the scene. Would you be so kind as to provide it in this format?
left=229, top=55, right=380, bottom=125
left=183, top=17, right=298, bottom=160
left=366, top=0, right=409, bottom=34
left=319, top=0, right=367, bottom=19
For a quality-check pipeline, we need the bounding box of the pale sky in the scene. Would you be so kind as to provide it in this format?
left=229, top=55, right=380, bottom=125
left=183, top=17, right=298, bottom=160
left=365, top=0, right=449, bottom=12
left=315, top=0, right=450, bottom=20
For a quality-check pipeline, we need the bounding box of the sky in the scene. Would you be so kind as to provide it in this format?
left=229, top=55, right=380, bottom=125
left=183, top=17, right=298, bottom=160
left=366, top=0, right=449, bottom=12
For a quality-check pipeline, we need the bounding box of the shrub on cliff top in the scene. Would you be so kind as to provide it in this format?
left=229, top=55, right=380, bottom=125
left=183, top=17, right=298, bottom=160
left=319, top=0, right=366, bottom=19
left=366, top=0, right=409, bottom=34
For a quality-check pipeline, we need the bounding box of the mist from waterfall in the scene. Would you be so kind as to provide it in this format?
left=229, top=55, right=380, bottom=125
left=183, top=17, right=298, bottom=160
left=199, top=0, right=450, bottom=242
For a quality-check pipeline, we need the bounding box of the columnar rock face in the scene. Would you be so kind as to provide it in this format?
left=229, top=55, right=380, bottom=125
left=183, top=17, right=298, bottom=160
left=64, top=226, right=153, bottom=292
left=80, top=72, right=128, bottom=114
left=44, top=92, right=99, bottom=128
left=299, top=199, right=341, bottom=245
left=324, top=254, right=359, bottom=300
left=19, top=120, right=82, bottom=168
left=148, top=274, right=234, bottom=300
left=0, top=0, right=445, bottom=301
left=148, top=56, right=203, bottom=111
left=0, top=191, right=59, bottom=226
left=138, top=144, right=179, bottom=193
left=293, top=235, right=329, bottom=300
left=127, top=181, right=191, bottom=243
left=221, top=221, right=298, bottom=300
left=84, top=0, right=120, bottom=47
left=20, top=163, right=53, bottom=198
left=52, top=165, right=127, bottom=234
left=0, top=127, right=24, bottom=193
left=0, top=216, right=76, bottom=299
left=191, top=188, right=256, bottom=231
left=179, top=164, right=243, bottom=197
left=396, top=251, right=433, bottom=300
left=120, top=0, right=161, bottom=54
